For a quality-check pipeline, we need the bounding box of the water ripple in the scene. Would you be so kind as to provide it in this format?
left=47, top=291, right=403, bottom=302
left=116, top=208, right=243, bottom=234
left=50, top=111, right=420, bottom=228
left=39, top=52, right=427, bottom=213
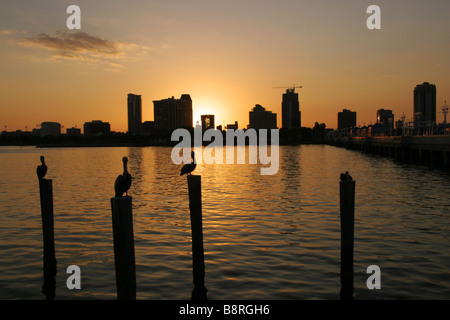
left=0, top=145, right=450, bottom=299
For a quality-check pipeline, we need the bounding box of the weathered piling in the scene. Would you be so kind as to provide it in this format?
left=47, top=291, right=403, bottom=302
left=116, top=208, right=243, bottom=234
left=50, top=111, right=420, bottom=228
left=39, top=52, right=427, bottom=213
left=187, top=175, right=208, bottom=300
left=111, top=196, right=136, bottom=300
left=339, top=173, right=356, bottom=300
left=38, top=178, right=57, bottom=300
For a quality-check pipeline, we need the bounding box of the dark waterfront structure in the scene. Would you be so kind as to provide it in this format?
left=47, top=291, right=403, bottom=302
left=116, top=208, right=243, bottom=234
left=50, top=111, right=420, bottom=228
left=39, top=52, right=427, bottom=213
left=140, top=121, right=155, bottom=135
left=226, top=121, right=238, bottom=130
left=337, top=109, right=357, bottom=130
left=153, top=94, right=193, bottom=130
left=326, top=135, right=450, bottom=168
left=201, top=115, right=215, bottom=130
left=128, top=94, right=142, bottom=135
left=249, top=104, right=277, bottom=130
left=282, top=89, right=301, bottom=129
left=66, top=127, right=81, bottom=136
left=414, top=82, right=436, bottom=125
left=84, top=120, right=111, bottom=135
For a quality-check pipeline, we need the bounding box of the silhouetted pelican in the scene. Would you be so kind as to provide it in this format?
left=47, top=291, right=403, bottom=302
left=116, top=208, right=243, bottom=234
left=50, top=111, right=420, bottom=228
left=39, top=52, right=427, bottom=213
left=37, top=156, right=47, bottom=180
left=114, top=156, right=132, bottom=197
left=340, top=171, right=353, bottom=182
left=180, top=151, right=197, bottom=176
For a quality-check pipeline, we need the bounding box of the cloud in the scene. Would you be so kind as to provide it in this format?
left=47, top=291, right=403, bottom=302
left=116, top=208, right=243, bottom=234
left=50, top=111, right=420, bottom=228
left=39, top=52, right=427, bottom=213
left=19, top=31, right=150, bottom=69
left=21, top=31, right=119, bottom=57
left=0, top=29, right=27, bottom=35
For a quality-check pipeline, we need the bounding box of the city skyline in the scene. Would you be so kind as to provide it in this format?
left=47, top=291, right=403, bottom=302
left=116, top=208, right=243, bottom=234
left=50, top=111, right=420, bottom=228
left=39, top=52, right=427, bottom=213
left=1, top=1, right=450, bottom=132
left=1, top=82, right=446, bottom=135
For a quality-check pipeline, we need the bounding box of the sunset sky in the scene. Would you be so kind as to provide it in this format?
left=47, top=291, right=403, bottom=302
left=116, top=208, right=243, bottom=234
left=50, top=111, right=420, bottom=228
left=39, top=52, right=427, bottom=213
left=1, top=0, right=450, bottom=132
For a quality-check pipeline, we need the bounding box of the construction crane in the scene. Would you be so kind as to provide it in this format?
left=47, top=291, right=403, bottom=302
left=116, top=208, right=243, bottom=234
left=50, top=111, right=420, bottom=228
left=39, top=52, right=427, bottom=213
left=273, top=84, right=303, bottom=93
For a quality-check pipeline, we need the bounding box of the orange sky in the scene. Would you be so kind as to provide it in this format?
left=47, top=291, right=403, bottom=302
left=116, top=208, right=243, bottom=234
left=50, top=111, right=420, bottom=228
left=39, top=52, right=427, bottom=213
left=1, top=0, right=450, bottom=132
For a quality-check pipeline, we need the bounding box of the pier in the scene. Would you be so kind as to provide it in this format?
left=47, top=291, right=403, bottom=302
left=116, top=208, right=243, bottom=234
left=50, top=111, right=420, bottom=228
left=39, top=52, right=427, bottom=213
left=327, top=135, right=450, bottom=168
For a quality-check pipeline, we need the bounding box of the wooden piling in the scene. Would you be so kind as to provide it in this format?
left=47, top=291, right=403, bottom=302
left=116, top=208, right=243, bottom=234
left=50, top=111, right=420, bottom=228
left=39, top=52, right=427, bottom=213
left=339, top=177, right=356, bottom=300
left=444, top=151, right=448, bottom=168
left=38, top=179, right=57, bottom=300
left=187, top=175, right=208, bottom=300
left=111, top=196, right=136, bottom=300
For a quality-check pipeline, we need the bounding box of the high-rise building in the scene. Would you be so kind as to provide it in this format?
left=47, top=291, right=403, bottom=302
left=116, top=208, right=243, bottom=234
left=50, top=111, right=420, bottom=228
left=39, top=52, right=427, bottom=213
left=376, top=109, right=394, bottom=132
left=84, top=120, right=111, bottom=135
left=153, top=94, right=193, bottom=129
left=337, top=109, right=356, bottom=130
left=282, top=89, right=301, bottom=128
left=201, top=115, right=215, bottom=130
left=128, top=93, right=142, bottom=135
left=414, top=82, right=436, bottom=124
left=40, top=122, right=61, bottom=137
left=249, top=104, right=277, bottom=130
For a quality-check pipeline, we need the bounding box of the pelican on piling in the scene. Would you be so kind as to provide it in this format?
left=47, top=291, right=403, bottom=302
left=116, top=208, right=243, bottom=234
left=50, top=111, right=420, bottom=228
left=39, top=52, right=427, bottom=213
left=180, top=151, right=197, bottom=176
left=37, top=156, right=47, bottom=180
left=340, top=171, right=353, bottom=182
left=114, top=156, right=132, bottom=197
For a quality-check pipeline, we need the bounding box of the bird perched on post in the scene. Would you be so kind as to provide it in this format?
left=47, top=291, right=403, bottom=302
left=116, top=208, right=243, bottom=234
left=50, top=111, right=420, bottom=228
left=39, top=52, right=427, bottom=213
left=114, top=156, right=132, bottom=197
left=180, top=151, right=197, bottom=176
left=340, top=171, right=353, bottom=182
left=37, top=156, right=47, bottom=180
